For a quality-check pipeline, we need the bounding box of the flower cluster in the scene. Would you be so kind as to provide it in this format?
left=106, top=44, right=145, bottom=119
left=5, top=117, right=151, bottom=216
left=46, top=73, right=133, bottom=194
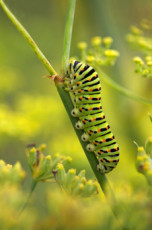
left=133, top=56, right=152, bottom=78
left=135, top=136, right=152, bottom=185
left=126, top=19, right=152, bottom=78
left=26, top=144, right=72, bottom=182
left=76, top=36, right=119, bottom=67
left=126, top=20, right=152, bottom=54
left=26, top=144, right=99, bottom=197
left=0, top=160, right=26, bottom=185
left=56, top=163, right=98, bottom=197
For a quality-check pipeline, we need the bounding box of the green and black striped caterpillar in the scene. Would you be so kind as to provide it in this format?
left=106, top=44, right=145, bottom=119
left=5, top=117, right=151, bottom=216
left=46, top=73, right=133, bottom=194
left=63, top=60, right=119, bottom=173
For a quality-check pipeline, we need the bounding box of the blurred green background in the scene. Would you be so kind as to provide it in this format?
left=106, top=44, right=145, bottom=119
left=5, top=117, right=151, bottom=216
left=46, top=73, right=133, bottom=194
left=0, top=0, right=152, bottom=229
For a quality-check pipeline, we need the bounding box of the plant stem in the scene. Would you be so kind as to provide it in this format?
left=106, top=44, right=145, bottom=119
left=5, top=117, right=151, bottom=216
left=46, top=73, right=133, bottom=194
left=61, top=0, right=76, bottom=73
left=18, top=180, right=37, bottom=216
left=0, top=0, right=56, bottom=76
left=96, top=67, right=152, bottom=106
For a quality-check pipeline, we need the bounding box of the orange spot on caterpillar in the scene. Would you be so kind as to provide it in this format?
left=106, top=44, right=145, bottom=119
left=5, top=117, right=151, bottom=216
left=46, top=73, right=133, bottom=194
left=79, top=97, right=83, bottom=100
left=101, top=116, right=104, bottom=119
left=115, top=147, right=118, bottom=151
left=92, top=117, right=96, bottom=121
left=98, top=151, right=102, bottom=154
left=74, top=73, right=78, bottom=77
left=89, top=97, right=93, bottom=100
left=107, top=149, right=111, bottom=152
left=94, top=141, right=98, bottom=145
left=98, top=106, right=101, bottom=109
left=83, top=120, right=86, bottom=124
left=78, top=82, right=81, bottom=85
left=81, top=68, right=84, bottom=71
left=105, top=126, right=108, bottom=129
left=97, top=97, right=100, bottom=100
left=116, top=159, right=119, bottom=162
left=78, top=89, right=82, bottom=93
left=79, top=108, right=83, bottom=111
left=101, top=159, right=104, bottom=162
left=88, top=131, right=92, bottom=135
left=88, top=78, right=91, bottom=81
left=97, top=129, right=101, bottom=133
left=111, top=136, right=113, bottom=140
left=110, top=160, right=113, bottom=163
left=89, top=108, right=93, bottom=110
left=89, top=89, right=93, bottom=91
left=103, top=139, right=106, bottom=142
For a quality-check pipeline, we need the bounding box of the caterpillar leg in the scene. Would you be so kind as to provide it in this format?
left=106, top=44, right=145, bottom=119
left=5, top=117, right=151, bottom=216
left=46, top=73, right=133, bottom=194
left=44, top=75, right=64, bottom=84
left=97, top=161, right=113, bottom=174
left=97, top=162, right=106, bottom=173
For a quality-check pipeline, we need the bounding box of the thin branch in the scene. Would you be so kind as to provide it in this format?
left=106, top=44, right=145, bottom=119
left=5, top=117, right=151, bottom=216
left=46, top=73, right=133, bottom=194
left=97, top=67, right=152, bottom=106
left=18, top=180, right=37, bottom=216
left=61, top=0, right=76, bottom=73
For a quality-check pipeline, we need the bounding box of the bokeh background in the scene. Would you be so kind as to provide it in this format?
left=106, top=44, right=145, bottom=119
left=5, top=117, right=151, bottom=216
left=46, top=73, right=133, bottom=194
left=0, top=0, right=152, bottom=229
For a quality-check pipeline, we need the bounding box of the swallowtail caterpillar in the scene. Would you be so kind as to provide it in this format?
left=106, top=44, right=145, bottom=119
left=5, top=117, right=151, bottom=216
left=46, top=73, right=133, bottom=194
left=63, top=60, right=119, bottom=173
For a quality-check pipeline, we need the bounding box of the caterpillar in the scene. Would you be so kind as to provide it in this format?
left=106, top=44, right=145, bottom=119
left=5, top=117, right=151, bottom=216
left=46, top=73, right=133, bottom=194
left=63, top=60, right=119, bottom=173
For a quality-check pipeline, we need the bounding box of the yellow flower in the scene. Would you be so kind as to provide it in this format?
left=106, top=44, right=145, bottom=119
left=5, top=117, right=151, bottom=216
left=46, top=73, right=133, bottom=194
left=103, top=36, right=113, bottom=46
left=130, top=25, right=143, bottom=35
left=77, top=42, right=88, bottom=50
left=91, top=36, right=102, bottom=46
left=86, top=56, right=95, bottom=63
left=104, top=49, right=119, bottom=57
left=133, top=57, right=144, bottom=65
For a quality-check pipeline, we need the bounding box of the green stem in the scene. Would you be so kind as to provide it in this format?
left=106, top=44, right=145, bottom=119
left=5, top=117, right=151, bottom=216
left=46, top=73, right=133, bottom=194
left=0, top=0, right=56, bottom=76
left=18, top=180, right=37, bottom=215
left=61, top=0, right=76, bottom=73
left=96, top=67, right=152, bottom=106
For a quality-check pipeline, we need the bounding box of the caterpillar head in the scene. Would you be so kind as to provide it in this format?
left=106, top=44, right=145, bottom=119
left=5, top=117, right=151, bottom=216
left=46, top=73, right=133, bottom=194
left=71, top=108, right=79, bottom=117
left=86, top=144, right=95, bottom=152
left=81, top=133, right=90, bottom=142
left=75, top=121, right=84, bottom=129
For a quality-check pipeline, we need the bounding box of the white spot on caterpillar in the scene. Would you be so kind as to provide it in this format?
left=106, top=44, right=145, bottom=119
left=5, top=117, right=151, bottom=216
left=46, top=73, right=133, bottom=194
left=81, top=133, right=90, bottom=142
left=86, top=144, right=95, bottom=152
left=75, top=121, right=84, bottom=129
left=71, top=108, right=79, bottom=117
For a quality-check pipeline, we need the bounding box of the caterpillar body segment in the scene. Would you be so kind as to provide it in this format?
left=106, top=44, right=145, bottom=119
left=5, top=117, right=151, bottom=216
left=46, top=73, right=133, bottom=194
left=74, top=94, right=101, bottom=105
left=71, top=104, right=102, bottom=117
left=86, top=133, right=115, bottom=152
left=75, top=112, right=106, bottom=129
left=63, top=60, right=120, bottom=173
left=95, top=144, right=119, bottom=155
left=81, top=122, right=111, bottom=141
left=73, top=84, right=101, bottom=95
